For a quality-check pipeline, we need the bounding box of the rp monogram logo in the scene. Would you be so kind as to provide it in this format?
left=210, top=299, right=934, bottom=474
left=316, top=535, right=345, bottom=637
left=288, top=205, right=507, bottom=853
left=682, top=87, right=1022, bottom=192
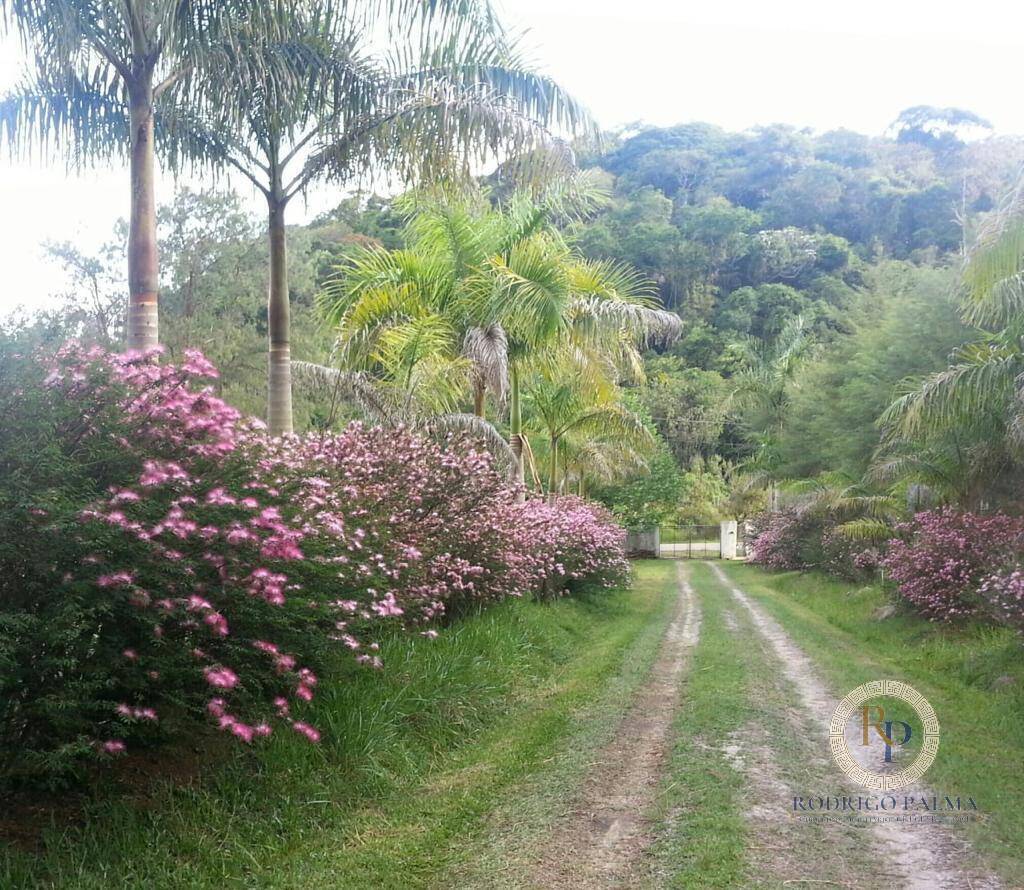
left=861, top=705, right=913, bottom=763
left=829, top=680, right=940, bottom=790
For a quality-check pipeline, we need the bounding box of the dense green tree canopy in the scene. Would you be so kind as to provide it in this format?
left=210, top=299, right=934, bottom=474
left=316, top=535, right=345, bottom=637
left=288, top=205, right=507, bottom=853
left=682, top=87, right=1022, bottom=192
left=9, top=106, right=1024, bottom=521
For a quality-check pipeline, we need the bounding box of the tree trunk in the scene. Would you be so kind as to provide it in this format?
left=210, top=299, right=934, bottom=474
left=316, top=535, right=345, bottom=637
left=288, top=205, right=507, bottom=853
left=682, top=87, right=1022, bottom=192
left=547, top=436, right=558, bottom=505
left=126, top=79, right=159, bottom=351
left=267, top=196, right=293, bottom=436
left=509, top=366, right=525, bottom=502
left=473, top=380, right=486, bottom=418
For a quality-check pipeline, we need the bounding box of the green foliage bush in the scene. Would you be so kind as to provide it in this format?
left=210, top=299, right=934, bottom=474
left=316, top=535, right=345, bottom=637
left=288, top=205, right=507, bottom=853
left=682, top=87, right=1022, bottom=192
left=596, top=448, right=682, bottom=530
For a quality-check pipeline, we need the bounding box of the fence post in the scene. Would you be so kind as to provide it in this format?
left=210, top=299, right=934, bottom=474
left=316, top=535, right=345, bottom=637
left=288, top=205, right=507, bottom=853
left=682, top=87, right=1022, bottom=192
left=720, top=520, right=738, bottom=559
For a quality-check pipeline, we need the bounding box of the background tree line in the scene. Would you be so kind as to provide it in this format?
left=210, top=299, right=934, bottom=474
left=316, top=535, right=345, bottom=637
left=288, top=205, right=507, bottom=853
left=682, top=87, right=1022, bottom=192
left=6, top=100, right=1024, bottom=519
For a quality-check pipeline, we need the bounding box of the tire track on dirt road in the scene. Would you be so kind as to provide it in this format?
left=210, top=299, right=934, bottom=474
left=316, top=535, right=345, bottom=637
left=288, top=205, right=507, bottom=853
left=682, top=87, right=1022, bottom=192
left=709, top=562, right=1001, bottom=890
left=527, top=563, right=701, bottom=888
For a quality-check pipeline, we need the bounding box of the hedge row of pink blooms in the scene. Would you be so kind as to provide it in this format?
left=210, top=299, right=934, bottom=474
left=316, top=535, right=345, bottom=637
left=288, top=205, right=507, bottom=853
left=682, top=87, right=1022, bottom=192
left=749, top=506, right=1024, bottom=627
left=881, top=508, right=1024, bottom=624
left=45, top=345, right=629, bottom=756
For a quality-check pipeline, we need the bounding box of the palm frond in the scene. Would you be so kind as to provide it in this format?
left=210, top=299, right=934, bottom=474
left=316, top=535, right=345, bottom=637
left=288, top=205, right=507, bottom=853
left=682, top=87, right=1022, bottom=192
left=1, top=68, right=128, bottom=166
left=463, top=324, right=509, bottom=402
left=963, top=217, right=1024, bottom=329
left=425, top=412, right=515, bottom=467
left=881, top=339, right=1022, bottom=440
left=835, top=518, right=894, bottom=543
left=491, top=239, right=571, bottom=346
left=290, top=360, right=396, bottom=424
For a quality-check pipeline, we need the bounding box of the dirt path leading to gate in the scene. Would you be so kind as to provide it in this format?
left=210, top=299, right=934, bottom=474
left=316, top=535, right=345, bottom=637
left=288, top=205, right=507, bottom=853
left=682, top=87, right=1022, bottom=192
left=708, top=562, right=1002, bottom=890
left=527, top=563, right=701, bottom=889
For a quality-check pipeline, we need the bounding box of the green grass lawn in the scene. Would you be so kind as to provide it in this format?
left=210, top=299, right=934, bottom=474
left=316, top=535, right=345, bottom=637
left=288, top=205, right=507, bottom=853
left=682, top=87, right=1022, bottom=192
left=647, top=561, right=751, bottom=887
left=718, top=562, right=1024, bottom=885
left=0, top=562, right=679, bottom=889
left=5, top=561, right=1020, bottom=888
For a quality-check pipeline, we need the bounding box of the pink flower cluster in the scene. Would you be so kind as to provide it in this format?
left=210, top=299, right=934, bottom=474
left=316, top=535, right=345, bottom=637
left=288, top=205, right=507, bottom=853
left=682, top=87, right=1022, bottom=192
left=978, top=570, right=1024, bottom=632
left=41, top=346, right=628, bottom=758
left=851, top=547, right=882, bottom=572
left=748, top=511, right=810, bottom=571
left=497, top=497, right=631, bottom=597
left=881, top=508, right=1024, bottom=622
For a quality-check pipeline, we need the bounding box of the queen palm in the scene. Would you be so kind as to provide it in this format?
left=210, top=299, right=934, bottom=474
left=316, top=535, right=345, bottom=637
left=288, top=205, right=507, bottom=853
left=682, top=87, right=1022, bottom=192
left=495, top=245, right=668, bottom=495
left=558, top=432, right=649, bottom=499
left=320, top=189, right=681, bottom=491
left=522, top=366, right=653, bottom=502
left=174, top=1, right=588, bottom=435
left=868, top=434, right=1006, bottom=508
left=0, top=0, right=265, bottom=349
left=321, top=186, right=605, bottom=417
left=320, top=192, right=506, bottom=419
left=787, top=472, right=902, bottom=542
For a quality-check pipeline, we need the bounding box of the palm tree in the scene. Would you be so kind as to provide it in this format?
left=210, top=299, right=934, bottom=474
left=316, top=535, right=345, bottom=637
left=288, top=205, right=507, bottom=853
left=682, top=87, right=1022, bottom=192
left=320, top=191, right=508, bottom=420
left=877, top=341, right=1023, bottom=457
left=0, top=0, right=256, bottom=349
left=868, top=433, right=1007, bottom=508
left=522, top=368, right=653, bottom=502
left=788, top=472, right=902, bottom=542
left=320, top=188, right=681, bottom=492
left=874, top=197, right=1024, bottom=505
left=321, top=185, right=605, bottom=416
left=559, top=432, right=649, bottom=498
left=500, top=253, right=680, bottom=496
left=174, top=2, right=588, bottom=436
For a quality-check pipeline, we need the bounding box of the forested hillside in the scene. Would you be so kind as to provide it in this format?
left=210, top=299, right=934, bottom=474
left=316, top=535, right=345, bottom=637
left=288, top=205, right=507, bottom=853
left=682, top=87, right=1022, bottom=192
left=7, top=107, right=1024, bottom=517
left=571, top=110, right=1024, bottom=517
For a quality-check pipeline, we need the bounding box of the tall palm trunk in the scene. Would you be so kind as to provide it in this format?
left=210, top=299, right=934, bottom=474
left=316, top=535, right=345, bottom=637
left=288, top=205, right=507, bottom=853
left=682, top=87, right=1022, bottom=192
left=547, top=435, right=558, bottom=505
left=125, top=75, right=159, bottom=351
left=509, top=366, right=525, bottom=502
left=473, top=380, right=486, bottom=418
left=267, top=192, right=293, bottom=436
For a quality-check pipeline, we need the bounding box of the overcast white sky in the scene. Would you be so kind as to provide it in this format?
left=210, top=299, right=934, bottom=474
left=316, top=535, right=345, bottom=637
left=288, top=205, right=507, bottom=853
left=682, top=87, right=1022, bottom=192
left=3, top=0, right=1024, bottom=315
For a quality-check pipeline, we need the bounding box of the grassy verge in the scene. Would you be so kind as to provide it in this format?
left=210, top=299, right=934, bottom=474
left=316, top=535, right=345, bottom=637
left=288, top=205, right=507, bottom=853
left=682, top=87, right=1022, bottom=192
left=1, top=562, right=678, bottom=889
left=651, top=563, right=881, bottom=888
left=719, top=561, right=1024, bottom=885
left=649, top=562, right=751, bottom=887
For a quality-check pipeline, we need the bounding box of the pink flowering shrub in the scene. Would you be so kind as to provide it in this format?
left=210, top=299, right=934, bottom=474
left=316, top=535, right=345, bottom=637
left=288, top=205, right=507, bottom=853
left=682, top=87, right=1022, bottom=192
left=819, top=529, right=882, bottom=580
left=749, top=511, right=882, bottom=580
left=881, top=508, right=1024, bottom=622
left=748, top=510, right=816, bottom=571
left=501, top=497, right=630, bottom=598
left=0, top=345, right=627, bottom=786
left=851, top=547, right=883, bottom=574
left=978, top=571, right=1024, bottom=632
